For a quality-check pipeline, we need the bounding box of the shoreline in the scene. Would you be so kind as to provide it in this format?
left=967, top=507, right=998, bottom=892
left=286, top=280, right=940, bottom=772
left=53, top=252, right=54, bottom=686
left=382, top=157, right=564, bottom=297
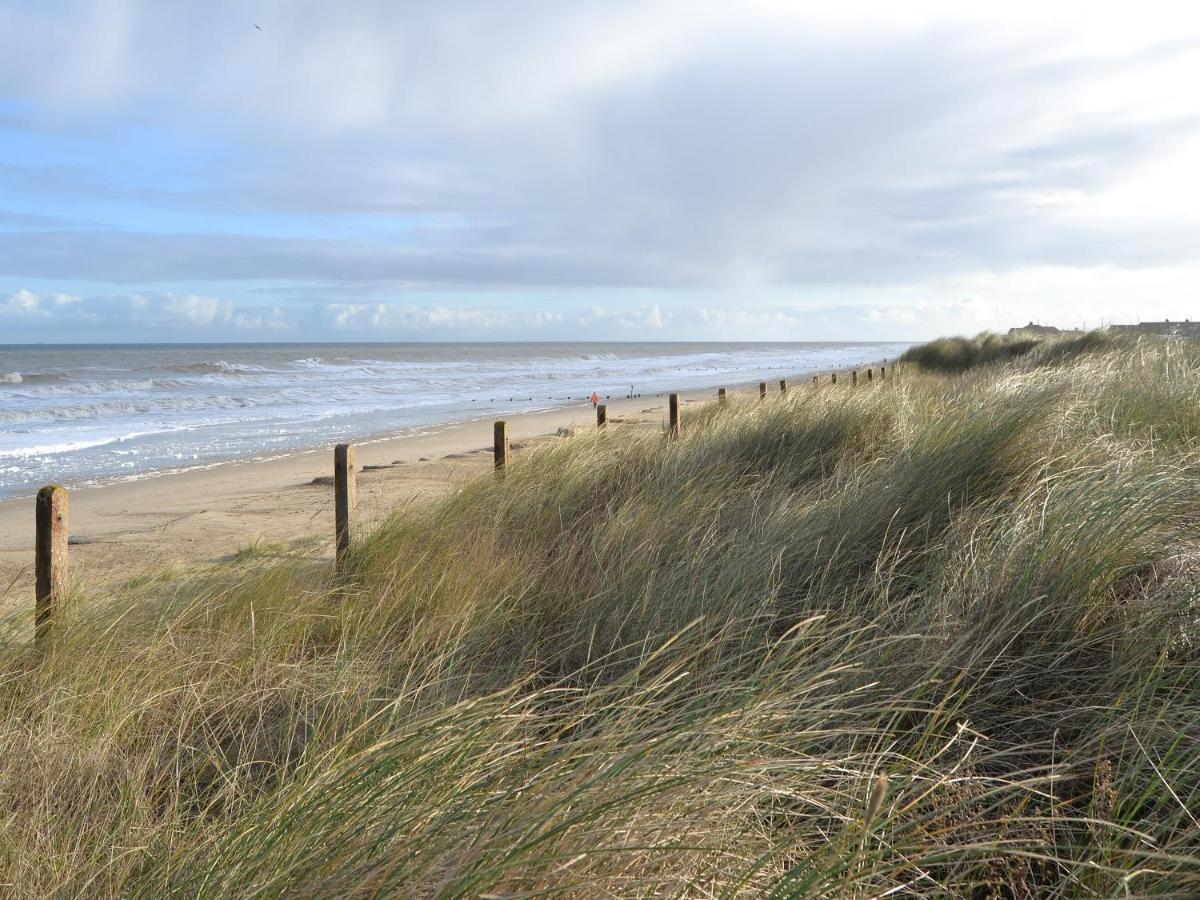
left=0, top=360, right=893, bottom=615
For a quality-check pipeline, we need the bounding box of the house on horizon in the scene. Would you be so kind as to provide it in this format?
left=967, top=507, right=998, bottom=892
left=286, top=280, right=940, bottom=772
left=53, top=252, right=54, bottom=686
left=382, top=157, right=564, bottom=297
left=1107, top=319, right=1200, bottom=338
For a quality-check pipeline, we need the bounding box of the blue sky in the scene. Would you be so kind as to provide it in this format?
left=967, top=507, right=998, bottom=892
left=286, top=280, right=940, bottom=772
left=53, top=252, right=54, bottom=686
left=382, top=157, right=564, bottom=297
left=1, top=0, right=1199, bottom=342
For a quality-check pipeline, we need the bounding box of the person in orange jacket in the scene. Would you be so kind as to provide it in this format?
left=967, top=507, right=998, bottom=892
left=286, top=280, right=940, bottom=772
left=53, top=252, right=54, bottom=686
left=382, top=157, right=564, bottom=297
left=590, top=391, right=601, bottom=408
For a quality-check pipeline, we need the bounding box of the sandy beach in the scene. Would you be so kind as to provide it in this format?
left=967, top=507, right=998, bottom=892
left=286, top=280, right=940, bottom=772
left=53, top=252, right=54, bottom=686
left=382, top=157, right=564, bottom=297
left=2, top=375, right=838, bottom=617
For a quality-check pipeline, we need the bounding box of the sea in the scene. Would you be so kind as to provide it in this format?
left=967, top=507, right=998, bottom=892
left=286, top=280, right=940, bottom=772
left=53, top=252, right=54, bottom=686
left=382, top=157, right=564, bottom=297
left=0, top=342, right=910, bottom=500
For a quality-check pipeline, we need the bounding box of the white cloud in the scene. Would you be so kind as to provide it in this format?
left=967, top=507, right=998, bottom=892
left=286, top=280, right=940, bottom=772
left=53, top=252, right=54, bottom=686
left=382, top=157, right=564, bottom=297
left=315, top=302, right=566, bottom=333
left=577, top=305, right=668, bottom=330
left=0, top=290, right=288, bottom=334
left=4, top=267, right=1198, bottom=343
left=0, top=289, right=84, bottom=320
left=231, top=306, right=289, bottom=331
left=1, top=289, right=46, bottom=317
left=157, top=294, right=232, bottom=325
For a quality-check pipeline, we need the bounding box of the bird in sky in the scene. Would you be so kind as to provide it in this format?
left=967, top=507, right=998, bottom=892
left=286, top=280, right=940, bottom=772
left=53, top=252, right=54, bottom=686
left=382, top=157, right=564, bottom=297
left=253, top=24, right=262, bottom=31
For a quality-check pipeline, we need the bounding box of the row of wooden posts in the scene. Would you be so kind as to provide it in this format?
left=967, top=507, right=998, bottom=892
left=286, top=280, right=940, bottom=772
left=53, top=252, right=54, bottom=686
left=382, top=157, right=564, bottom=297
left=28, top=363, right=891, bottom=646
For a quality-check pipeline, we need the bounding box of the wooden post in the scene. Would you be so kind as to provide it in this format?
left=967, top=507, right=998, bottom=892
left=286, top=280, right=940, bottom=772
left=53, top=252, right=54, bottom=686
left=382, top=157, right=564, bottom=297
left=880, top=365, right=886, bottom=380
left=759, top=382, right=767, bottom=400
left=867, top=368, right=873, bottom=383
left=812, top=375, right=818, bottom=386
left=35, top=484, right=68, bottom=646
left=334, top=443, right=356, bottom=572
left=669, top=393, right=681, bottom=437
left=718, top=387, right=727, bottom=403
left=494, top=420, right=510, bottom=473
left=779, top=379, right=788, bottom=394
left=831, top=372, right=837, bottom=385
left=852, top=370, right=858, bottom=386
left=597, top=403, right=607, bottom=427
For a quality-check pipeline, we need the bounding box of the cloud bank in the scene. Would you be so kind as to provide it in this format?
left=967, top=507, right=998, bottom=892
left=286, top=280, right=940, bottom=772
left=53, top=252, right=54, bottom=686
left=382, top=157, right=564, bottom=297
left=0, top=0, right=1198, bottom=340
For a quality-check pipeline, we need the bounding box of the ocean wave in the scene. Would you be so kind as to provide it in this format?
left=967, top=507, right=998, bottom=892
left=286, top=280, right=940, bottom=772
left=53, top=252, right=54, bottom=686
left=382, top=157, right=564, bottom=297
left=1, top=371, right=71, bottom=385
left=292, top=356, right=336, bottom=368
left=289, top=356, right=396, bottom=373
left=0, top=430, right=166, bottom=459
left=5, top=377, right=168, bottom=397
left=161, top=360, right=269, bottom=375
left=0, top=395, right=257, bottom=424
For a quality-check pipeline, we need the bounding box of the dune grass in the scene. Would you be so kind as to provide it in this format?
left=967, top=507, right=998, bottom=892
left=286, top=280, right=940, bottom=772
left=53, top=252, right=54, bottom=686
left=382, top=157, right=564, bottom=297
left=901, top=332, right=1040, bottom=372
left=2, top=334, right=1200, bottom=896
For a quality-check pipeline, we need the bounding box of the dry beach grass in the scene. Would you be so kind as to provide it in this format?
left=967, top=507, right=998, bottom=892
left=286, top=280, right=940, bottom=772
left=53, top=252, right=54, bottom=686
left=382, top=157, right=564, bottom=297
left=1, top=333, right=1199, bottom=896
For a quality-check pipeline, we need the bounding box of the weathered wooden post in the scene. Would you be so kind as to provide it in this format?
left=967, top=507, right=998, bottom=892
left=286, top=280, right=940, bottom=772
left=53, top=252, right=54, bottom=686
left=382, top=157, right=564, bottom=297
left=669, top=393, right=681, bottom=437
left=831, top=372, right=837, bottom=385
left=880, top=365, right=886, bottom=380
left=759, top=382, right=767, bottom=400
left=852, top=370, right=858, bottom=386
left=867, top=368, right=873, bottom=383
left=35, top=484, right=68, bottom=646
left=597, top=403, right=607, bottom=427
left=779, top=379, right=788, bottom=394
left=494, top=420, right=510, bottom=473
left=334, top=443, right=356, bottom=573
left=812, top=375, right=818, bottom=386
left=718, top=387, right=727, bottom=403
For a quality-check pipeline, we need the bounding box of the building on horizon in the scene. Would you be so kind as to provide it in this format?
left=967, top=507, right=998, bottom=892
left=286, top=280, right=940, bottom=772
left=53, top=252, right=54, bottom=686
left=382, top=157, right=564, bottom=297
left=1107, top=320, right=1200, bottom=338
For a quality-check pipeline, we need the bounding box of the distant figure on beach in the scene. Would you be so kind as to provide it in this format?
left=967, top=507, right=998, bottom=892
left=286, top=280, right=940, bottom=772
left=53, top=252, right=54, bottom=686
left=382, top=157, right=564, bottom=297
left=590, top=391, right=600, bottom=408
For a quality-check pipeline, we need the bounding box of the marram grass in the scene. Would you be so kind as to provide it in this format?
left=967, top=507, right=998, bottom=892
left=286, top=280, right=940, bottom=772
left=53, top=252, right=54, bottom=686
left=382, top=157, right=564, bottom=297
left=2, top=333, right=1199, bottom=897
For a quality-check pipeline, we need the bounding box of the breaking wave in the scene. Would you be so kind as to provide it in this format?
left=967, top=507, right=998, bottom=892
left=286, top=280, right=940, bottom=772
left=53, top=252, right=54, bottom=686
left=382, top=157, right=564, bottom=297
left=1, top=371, right=70, bottom=385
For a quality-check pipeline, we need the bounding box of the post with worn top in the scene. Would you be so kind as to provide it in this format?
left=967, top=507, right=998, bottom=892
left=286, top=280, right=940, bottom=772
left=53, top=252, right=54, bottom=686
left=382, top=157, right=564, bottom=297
left=867, top=368, right=873, bottom=383
left=881, top=365, right=886, bottom=380
left=669, top=393, right=681, bottom=438
left=759, top=382, right=767, bottom=400
left=597, top=403, right=607, bottom=428
left=852, top=370, right=858, bottom=386
left=494, top=420, right=510, bottom=476
left=831, top=372, right=837, bottom=385
left=718, top=387, right=727, bottom=403
left=779, top=378, right=788, bottom=394
left=35, top=484, right=68, bottom=646
left=813, top=375, right=818, bottom=386
left=334, top=443, right=356, bottom=573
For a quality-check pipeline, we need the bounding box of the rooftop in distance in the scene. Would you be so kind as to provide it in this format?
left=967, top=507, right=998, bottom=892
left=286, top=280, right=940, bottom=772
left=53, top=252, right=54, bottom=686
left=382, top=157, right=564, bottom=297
left=1008, top=320, right=1199, bottom=338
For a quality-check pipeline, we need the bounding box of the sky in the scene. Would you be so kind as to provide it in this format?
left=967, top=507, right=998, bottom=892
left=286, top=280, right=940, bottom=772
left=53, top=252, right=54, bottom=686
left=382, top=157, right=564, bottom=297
left=1, top=0, right=1199, bottom=343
